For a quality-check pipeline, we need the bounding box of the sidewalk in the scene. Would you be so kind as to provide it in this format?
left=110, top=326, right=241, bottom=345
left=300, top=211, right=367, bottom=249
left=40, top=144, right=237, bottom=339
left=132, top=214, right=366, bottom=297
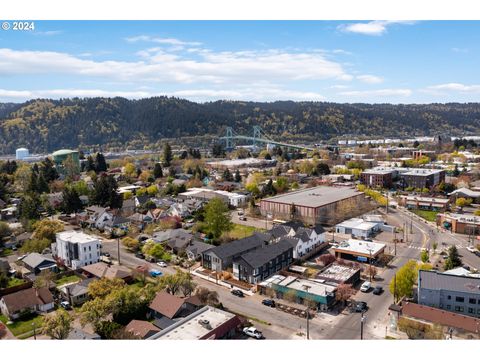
left=191, top=267, right=255, bottom=296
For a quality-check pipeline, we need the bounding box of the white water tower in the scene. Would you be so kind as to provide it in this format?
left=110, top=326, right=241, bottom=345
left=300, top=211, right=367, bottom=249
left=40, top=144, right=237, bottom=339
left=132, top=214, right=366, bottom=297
left=16, top=147, right=29, bottom=160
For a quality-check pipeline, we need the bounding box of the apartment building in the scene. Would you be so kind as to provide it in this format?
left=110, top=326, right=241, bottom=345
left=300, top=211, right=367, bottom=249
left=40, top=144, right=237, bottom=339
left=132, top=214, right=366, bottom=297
left=54, top=230, right=101, bottom=270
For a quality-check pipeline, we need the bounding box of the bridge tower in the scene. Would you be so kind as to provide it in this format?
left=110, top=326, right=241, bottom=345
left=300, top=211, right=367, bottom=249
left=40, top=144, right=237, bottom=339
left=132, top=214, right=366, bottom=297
left=225, top=127, right=234, bottom=150
left=253, top=126, right=262, bottom=147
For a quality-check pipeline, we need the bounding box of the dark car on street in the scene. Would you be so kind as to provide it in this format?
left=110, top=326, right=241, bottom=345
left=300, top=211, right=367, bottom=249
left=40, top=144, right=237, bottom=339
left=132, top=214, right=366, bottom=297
left=355, top=301, right=368, bottom=312
left=135, top=252, right=145, bottom=259
left=231, top=289, right=244, bottom=297
left=262, top=299, right=276, bottom=307
left=373, top=285, right=383, bottom=295
left=102, top=252, right=111, bottom=258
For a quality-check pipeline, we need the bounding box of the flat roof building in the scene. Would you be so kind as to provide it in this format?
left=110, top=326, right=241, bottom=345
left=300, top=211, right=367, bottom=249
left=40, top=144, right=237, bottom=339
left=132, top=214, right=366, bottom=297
left=335, top=218, right=381, bottom=239
left=260, top=186, right=367, bottom=225
left=149, top=306, right=241, bottom=340
left=334, top=239, right=386, bottom=262
left=437, top=213, right=480, bottom=235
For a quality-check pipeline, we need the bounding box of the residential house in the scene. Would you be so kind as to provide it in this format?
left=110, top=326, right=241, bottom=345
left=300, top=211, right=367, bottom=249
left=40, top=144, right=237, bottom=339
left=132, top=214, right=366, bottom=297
left=22, top=253, right=57, bottom=274
left=201, top=232, right=269, bottom=272
left=53, top=230, right=101, bottom=270
left=152, top=228, right=194, bottom=251
left=59, top=277, right=94, bottom=306
left=232, top=240, right=294, bottom=284
left=121, top=198, right=136, bottom=217
left=135, top=195, right=151, bottom=208
left=0, top=287, right=54, bottom=320
left=103, top=215, right=131, bottom=234
left=81, top=262, right=132, bottom=282
left=148, top=290, right=203, bottom=329
left=185, top=241, right=215, bottom=261
left=125, top=320, right=160, bottom=339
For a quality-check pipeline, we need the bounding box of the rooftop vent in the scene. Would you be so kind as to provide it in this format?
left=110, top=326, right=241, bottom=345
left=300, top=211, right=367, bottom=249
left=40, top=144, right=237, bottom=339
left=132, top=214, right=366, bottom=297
left=198, top=319, right=212, bottom=330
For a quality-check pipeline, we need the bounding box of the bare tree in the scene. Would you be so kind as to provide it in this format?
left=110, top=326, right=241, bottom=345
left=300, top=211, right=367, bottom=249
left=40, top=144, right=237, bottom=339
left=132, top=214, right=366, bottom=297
left=317, top=254, right=336, bottom=267
left=194, top=287, right=219, bottom=306
left=335, top=283, right=354, bottom=306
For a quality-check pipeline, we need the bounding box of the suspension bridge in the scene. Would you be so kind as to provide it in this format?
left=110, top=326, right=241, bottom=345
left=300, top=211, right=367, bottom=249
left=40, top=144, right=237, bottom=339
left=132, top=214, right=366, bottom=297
left=220, top=126, right=315, bottom=151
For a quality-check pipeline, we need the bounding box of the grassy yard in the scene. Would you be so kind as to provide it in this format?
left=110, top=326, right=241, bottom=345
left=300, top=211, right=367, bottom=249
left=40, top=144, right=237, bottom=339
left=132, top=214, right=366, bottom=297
left=6, top=277, right=26, bottom=288
left=0, top=248, right=13, bottom=257
left=0, top=313, right=44, bottom=337
left=55, top=274, right=82, bottom=287
left=226, top=224, right=260, bottom=239
left=411, top=209, right=439, bottom=222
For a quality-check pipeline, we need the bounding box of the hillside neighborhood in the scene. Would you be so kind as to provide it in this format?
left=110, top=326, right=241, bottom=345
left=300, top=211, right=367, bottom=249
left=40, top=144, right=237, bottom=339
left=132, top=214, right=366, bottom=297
left=1, top=135, right=480, bottom=340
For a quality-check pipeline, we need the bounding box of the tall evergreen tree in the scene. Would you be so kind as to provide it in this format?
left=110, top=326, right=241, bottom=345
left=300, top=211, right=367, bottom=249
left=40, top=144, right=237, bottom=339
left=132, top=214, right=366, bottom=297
left=95, top=153, right=108, bottom=173
left=234, top=169, right=241, bottom=182
left=91, top=175, right=123, bottom=209
left=163, top=143, right=173, bottom=167
left=62, top=187, right=83, bottom=214
left=153, top=163, right=163, bottom=179
left=223, top=168, right=233, bottom=182
left=41, top=158, right=58, bottom=182
left=37, top=174, right=50, bottom=194
left=86, top=155, right=96, bottom=172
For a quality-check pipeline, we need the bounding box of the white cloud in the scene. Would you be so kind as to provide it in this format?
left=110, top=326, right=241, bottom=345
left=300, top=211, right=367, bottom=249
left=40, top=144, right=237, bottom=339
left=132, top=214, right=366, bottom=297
left=0, top=47, right=351, bottom=85
left=0, top=86, right=324, bottom=103
left=125, top=35, right=202, bottom=47
left=356, top=74, right=384, bottom=84
left=339, top=88, right=412, bottom=97
left=338, top=21, right=414, bottom=36
left=424, top=83, right=480, bottom=93
left=330, top=85, right=350, bottom=89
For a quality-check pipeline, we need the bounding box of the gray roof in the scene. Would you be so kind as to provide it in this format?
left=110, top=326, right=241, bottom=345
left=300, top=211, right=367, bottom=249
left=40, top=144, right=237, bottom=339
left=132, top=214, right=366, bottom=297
left=206, top=232, right=270, bottom=260
left=105, top=215, right=130, bottom=227
left=186, top=241, right=215, bottom=257
left=63, top=278, right=95, bottom=297
left=279, top=235, right=302, bottom=247
left=282, top=220, right=325, bottom=235
left=22, top=253, right=56, bottom=269
left=152, top=228, right=193, bottom=244
left=260, top=186, right=362, bottom=208
left=419, top=270, right=480, bottom=294
left=268, top=225, right=293, bottom=239
left=237, top=240, right=294, bottom=269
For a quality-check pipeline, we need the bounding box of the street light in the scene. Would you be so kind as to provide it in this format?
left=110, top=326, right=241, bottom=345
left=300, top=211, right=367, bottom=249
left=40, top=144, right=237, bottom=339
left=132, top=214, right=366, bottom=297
left=302, top=284, right=311, bottom=340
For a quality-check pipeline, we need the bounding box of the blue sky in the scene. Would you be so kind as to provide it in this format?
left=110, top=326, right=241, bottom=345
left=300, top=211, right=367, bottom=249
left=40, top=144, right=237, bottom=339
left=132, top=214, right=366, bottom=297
left=1, top=20, right=480, bottom=103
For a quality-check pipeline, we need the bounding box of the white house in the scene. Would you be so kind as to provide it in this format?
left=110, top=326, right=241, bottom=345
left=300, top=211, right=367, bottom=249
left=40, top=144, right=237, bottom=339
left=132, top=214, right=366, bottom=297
left=269, top=222, right=326, bottom=259
left=53, top=231, right=101, bottom=270
left=335, top=218, right=380, bottom=239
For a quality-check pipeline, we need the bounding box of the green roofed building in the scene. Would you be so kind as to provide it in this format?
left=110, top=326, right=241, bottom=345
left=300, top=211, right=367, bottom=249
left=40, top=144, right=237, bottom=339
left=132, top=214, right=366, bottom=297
left=51, top=149, right=80, bottom=175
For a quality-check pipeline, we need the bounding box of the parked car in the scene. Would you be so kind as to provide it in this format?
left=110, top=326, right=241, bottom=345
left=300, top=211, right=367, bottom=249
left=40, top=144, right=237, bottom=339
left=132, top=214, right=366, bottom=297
left=239, top=216, right=247, bottom=221
left=135, top=252, right=145, bottom=259
left=231, top=289, right=244, bottom=297
left=150, top=270, right=163, bottom=278
left=237, top=210, right=244, bottom=216
left=373, top=285, right=383, bottom=295
left=475, top=251, right=480, bottom=257
left=17, top=254, right=27, bottom=261
left=467, top=246, right=477, bottom=253
left=360, top=281, right=372, bottom=292
left=60, top=301, right=72, bottom=310
left=243, top=327, right=263, bottom=339
left=355, top=301, right=368, bottom=313
left=156, top=261, right=167, bottom=267
left=102, top=252, right=111, bottom=258
left=11, top=246, right=17, bottom=251
left=262, top=299, right=276, bottom=307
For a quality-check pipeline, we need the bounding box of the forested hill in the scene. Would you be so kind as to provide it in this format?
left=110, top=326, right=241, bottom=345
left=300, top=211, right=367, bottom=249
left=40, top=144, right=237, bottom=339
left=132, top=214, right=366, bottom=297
left=1, top=97, right=480, bottom=154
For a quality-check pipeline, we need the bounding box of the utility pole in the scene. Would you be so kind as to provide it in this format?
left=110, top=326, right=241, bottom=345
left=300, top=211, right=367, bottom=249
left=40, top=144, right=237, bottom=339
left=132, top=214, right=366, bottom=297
left=117, top=237, right=121, bottom=265
left=360, top=311, right=366, bottom=340
left=32, top=322, right=36, bottom=340
left=393, top=273, right=397, bottom=303
left=302, top=284, right=311, bottom=340
left=394, top=231, right=397, bottom=256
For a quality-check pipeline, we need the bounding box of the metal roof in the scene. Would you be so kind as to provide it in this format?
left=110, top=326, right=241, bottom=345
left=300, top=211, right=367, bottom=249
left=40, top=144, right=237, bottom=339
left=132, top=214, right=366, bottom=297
left=419, top=270, right=480, bottom=294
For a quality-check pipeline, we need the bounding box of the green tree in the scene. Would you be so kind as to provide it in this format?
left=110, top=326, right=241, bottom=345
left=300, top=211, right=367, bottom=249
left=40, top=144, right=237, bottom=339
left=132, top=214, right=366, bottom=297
left=316, top=162, right=331, bottom=175
left=223, top=168, right=233, bottom=182
left=455, top=197, right=472, bottom=209
left=163, top=143, right=173, bottom=167
left=91, top=175, right=123, bottom=209
left=63, top=154, right=80, bottom=180
left=122, top=237, right=140, bottom=252
left=42, top=308, right=72, bottom=340
left=62, top=186, right=83, bottom=213
left=444, top=246, right=462, bottom=270
left=142, top=241, right=166, bottom=260
left=18, top=194, right=41, bottom=223
left=0, top=221, right=12, bottom=240
left=389, top=260, right=418, bottom=299
left=87, top=278, right=125, bottom=299
left=95, top=153, right=108, bottom=172
left=203, top=198, right=233, bottom=239
left=153, top=163, right=163, bottom=179
left=32, top=219, right=64, bottom=242
left=420, top=250, right=429, bottom=263
left=21, top=238, right=51, bottom=254
left=40, top=157, right=58, bottom=182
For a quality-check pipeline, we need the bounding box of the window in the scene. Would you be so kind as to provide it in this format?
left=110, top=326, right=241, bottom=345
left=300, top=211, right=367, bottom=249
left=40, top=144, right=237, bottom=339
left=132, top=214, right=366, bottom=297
left=468, top=308, right=475, bottom=314
left=89, top=246, right=91, bottom=251
left=455, top=296, right=464, bottom=303
left=446, top=305, right=451, bottom=310
left=454, top=306, right=464, bottom=312
left=469, top=298, right=476, bottom=304
left=447, top=295, right=451, bottom=300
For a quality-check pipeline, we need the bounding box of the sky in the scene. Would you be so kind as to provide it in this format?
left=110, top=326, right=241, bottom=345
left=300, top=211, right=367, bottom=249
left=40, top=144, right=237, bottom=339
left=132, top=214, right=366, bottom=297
left=1, top=20, right=480, bottom=104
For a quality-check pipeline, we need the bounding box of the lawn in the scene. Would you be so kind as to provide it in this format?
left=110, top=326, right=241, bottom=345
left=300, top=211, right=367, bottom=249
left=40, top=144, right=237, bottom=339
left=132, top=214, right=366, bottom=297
left=226, top=224, right=261, bottom=239
left=0, top=313, right=44, bottom=337
left=6, top=277, right=26, bottom=288
left=0, top=248, right=13, bottom=257
left=411, top=209, right=439, bottom=222
left=55, top=274, right=82, bottom=287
